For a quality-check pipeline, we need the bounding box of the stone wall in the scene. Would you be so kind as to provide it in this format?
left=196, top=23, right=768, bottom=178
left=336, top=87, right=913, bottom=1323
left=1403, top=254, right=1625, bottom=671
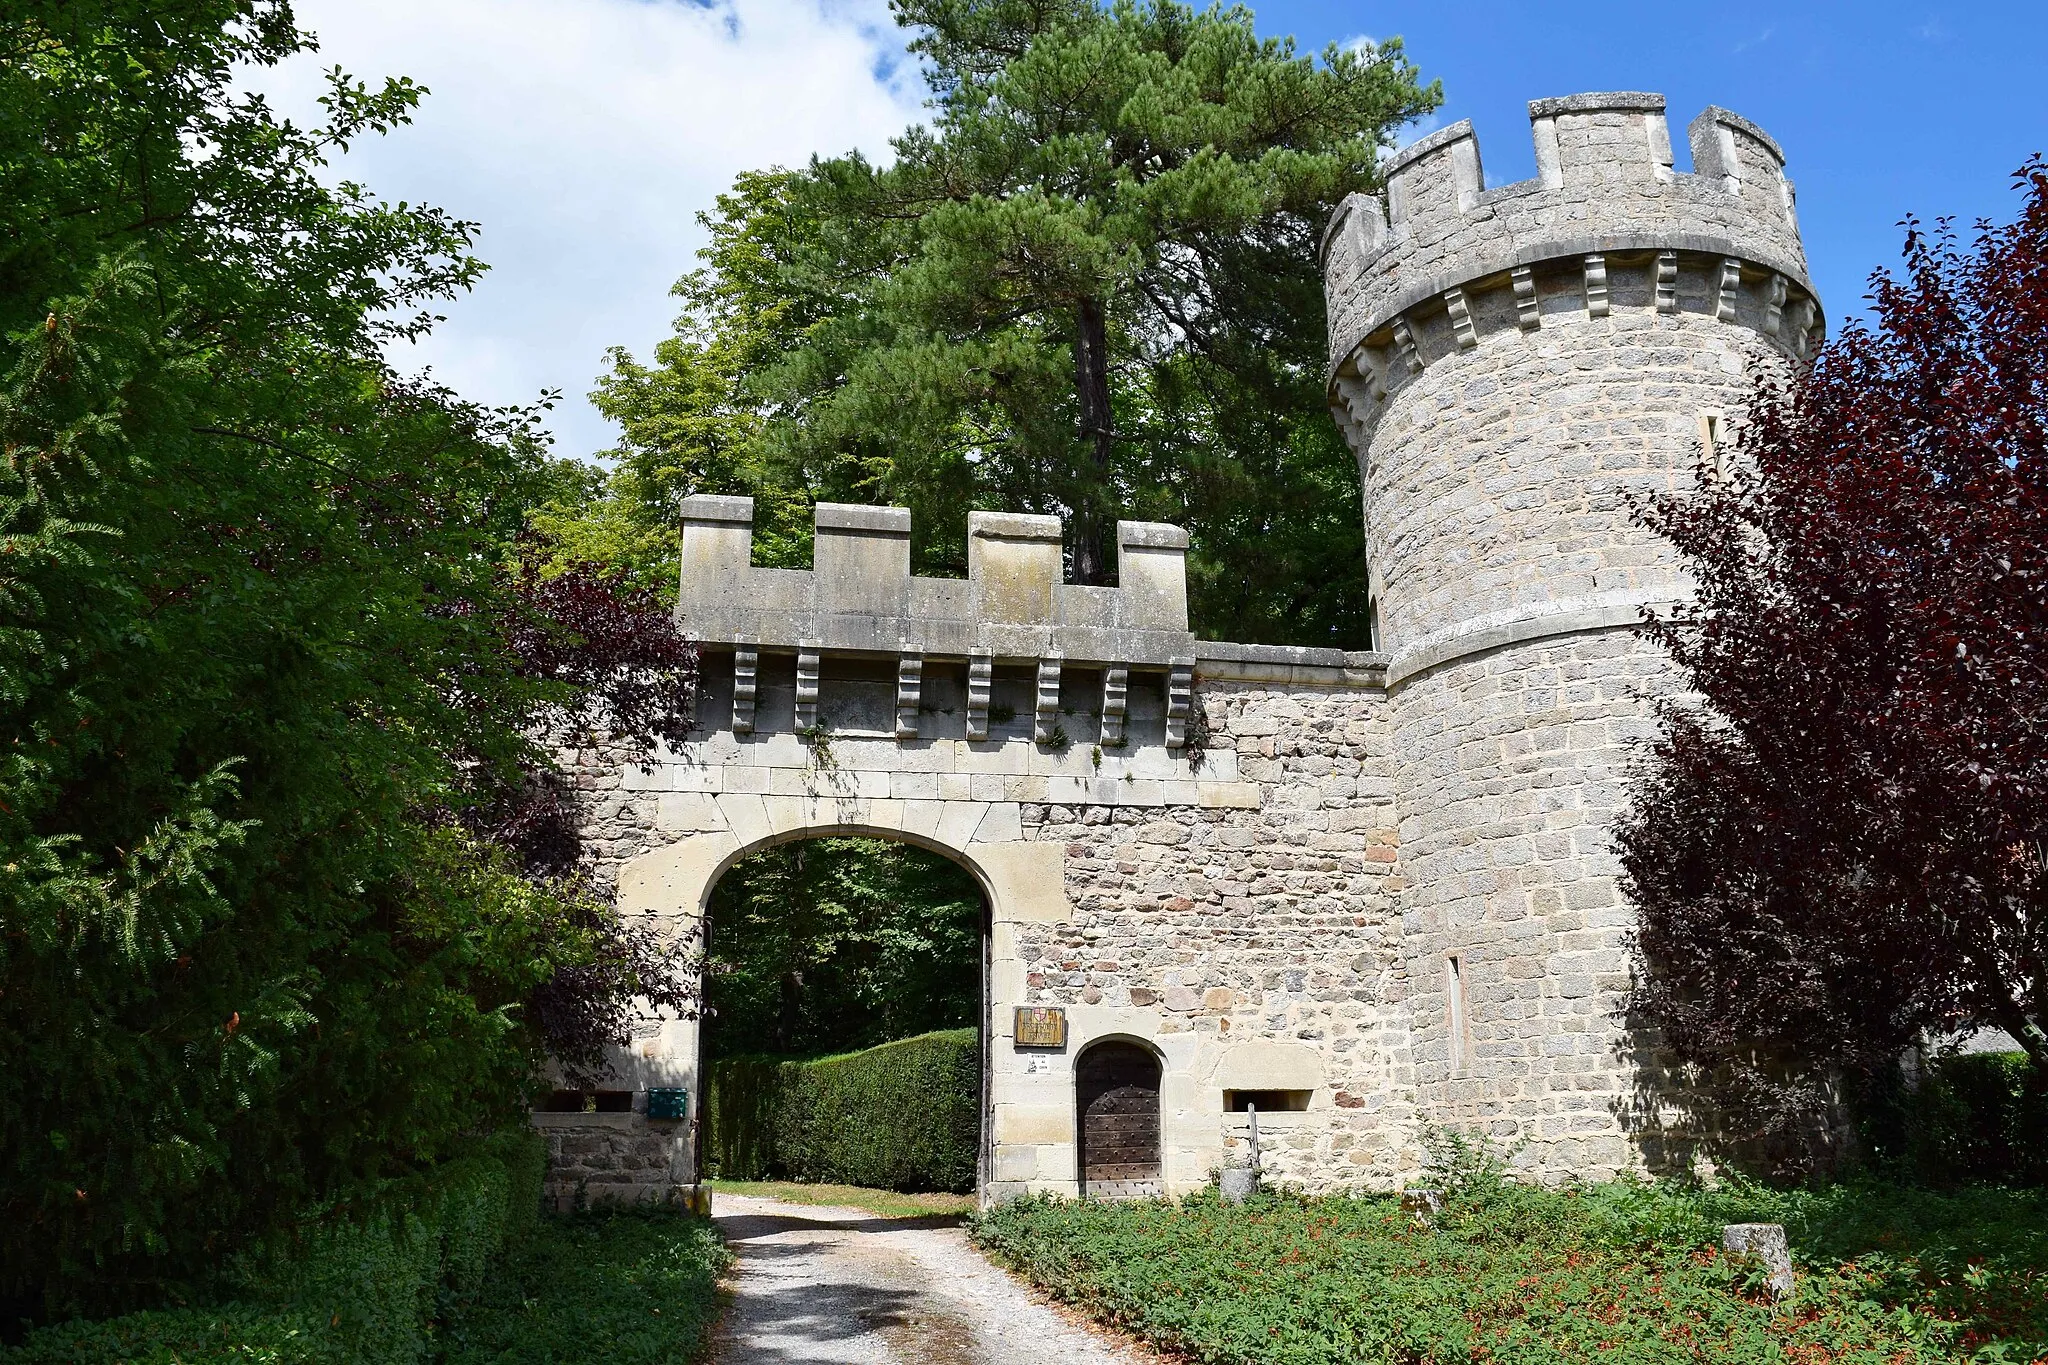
left=533, top=88, right=1823, bottom=1202
left=555, top=648, right=1440, bottom=1199
left=1359, top=286, right=1785, bottom=649
left=554, top=645, right=1695, bottom=1197
left=1390, top=633, right=1675, bottom=1180
left=1005, top=678, right=1416, bottom=1193
left=532, top=1111, right=691, bottom=1210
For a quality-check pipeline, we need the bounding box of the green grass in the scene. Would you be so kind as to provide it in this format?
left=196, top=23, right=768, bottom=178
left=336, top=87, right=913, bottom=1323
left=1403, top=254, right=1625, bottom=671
left=706, top=1178, right=974, bottom=1220
left=434, top=1207, right=730, bottom=1365
left=972, top=1177, right=2048, bottom=1365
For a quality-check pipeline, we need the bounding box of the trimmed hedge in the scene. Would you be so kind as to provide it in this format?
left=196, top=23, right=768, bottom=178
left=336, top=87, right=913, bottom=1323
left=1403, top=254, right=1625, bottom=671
left=5, top=1130, right=546, bottom=1365
left=705, top=1028, right=979, bottom=1193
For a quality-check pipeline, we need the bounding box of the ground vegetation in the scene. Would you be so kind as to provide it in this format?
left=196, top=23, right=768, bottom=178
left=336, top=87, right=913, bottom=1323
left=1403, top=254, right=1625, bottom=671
left=4, top=1131, right=546, bottom=1365
left=972, top=1138, right=2048, bottom=1364
left=432, top=1208, right=727, bottom=1365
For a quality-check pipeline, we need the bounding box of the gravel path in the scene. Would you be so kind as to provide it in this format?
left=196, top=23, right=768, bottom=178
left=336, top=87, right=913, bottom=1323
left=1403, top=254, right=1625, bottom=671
left=709, top=1193, right=1151, bottom=1365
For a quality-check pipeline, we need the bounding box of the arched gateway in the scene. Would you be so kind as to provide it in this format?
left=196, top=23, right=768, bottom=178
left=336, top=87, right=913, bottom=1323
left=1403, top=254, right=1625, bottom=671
left=535, top=90, right=1823, bottom=1207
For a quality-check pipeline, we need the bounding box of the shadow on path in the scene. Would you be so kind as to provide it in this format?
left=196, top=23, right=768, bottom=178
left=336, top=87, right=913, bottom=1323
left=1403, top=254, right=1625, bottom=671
left=720, top=1210, right=969, bottom=1241
left=708, top=1194, right=1141, bottom=1365
left=710, top=1201, right=977, bottom=1365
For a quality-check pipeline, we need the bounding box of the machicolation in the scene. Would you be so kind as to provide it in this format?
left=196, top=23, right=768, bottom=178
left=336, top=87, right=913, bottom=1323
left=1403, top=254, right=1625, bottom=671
left=1325, top=93, right=1820, bottom=464
left=544, top=92, right=1825, bottom=1207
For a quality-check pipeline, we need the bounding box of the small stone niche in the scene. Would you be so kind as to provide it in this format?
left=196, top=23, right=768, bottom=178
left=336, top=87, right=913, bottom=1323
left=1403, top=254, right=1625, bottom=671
left=1224, top=1089, right=1312, bottom=1113
left=537, top=1088, right=633, bottom=1114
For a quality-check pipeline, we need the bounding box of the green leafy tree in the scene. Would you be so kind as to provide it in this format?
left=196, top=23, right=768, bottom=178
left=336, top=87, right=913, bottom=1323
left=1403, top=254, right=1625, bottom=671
left=703, top=839, right=985, bottom=1060
left=584, top=0, right=1437, bottom=642
left=0, top=3, right=690, bottom=1312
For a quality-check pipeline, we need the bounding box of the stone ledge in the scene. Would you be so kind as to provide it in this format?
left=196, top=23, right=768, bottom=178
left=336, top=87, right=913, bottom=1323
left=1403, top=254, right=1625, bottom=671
left=1385, top=592, right=1679, bottom=687
left=817, top=502, right=910, bottom=534
left=1382, top=119, right=1477, bottom=179
left=1194, top=640, right=1388, bottom=688
left=1527, top=90, right=1664, bottom=118
left=530, top=1111, right=647, bottom=1130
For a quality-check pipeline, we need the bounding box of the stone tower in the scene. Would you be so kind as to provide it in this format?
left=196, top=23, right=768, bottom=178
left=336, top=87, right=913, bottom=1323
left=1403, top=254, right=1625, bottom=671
left=537, top=91, right=1834, bottom=1205
left=1321, top=93, right=1821, bottom=1173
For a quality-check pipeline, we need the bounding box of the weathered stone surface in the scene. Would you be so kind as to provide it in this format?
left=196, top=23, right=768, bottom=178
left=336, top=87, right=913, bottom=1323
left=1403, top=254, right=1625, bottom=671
left=542, top=89, right=1817, bottom=1206
left=531, top=1112, right=689, bottom=1210
left=1723, top=1223, right=1796, bottom=1299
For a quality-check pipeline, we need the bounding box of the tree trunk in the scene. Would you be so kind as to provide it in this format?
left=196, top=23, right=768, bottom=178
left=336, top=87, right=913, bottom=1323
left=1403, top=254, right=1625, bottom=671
left=1071, top=296, right=1114, bottom=585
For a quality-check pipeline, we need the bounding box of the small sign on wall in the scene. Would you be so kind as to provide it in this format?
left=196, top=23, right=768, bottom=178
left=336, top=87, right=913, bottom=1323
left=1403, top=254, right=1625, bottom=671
left=1013, top=1006, right=1068, bottom=1049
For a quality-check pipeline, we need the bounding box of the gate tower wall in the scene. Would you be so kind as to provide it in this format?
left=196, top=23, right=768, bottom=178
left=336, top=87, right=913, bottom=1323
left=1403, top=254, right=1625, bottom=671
left=1322, top=93, right=1818, bottom=1174
left=538, top=90, right=1823, bottom=1203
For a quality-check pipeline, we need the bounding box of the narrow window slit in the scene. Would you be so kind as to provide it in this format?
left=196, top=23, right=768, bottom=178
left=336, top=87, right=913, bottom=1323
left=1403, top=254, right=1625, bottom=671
left=1447, top=955, right=1469, bottom=1078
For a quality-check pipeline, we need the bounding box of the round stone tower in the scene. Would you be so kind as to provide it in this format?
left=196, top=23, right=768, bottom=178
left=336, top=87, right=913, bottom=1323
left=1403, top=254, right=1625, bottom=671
left=1321, top=93, right=1821, bottom=1176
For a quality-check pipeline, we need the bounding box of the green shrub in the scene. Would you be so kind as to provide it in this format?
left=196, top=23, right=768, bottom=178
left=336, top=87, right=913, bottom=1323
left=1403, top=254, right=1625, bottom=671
left=972, top=1177, right=2048, bottom=1365
left=436, top=1208, right=729, bottom=1365
left=6, top=1131, right=546, bottom=1365
left=702, top=1054, right=788, bottom=1182
left=1861, top=1051, right=2047, bottom=1186
left=705, top=1028, right=979, bottom=1192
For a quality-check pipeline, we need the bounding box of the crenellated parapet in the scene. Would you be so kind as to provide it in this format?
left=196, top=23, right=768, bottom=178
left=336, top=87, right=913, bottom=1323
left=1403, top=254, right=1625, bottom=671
left=679, top=497, right=1193, bottom=663
left=1323, top=93, right=1823, bottom=444
left=676, top=495, right=1198, bottom=745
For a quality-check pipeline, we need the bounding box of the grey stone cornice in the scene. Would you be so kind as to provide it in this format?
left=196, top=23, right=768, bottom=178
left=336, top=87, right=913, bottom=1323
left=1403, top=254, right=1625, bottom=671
left=1384, top=591, right=1680, bottom=688
left=1326, top=234, right=1817, bottom=385
left=1193, top=640, right=1388, bottom=689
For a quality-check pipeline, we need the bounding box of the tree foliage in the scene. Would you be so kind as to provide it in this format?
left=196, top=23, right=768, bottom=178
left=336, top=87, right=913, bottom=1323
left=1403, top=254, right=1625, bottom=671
left=0, top=2, right=692, bottom=1311
left=1617, top=164, right=2048, bottom=1160
left=703, top=838, right=984, bottom=1061
left=578, top=0, right=1437, bottom=643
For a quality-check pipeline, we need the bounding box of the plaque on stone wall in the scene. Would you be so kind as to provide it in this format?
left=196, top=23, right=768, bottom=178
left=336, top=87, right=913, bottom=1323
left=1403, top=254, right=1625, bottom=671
left=1013, top=1006, right=1067, bottom=1049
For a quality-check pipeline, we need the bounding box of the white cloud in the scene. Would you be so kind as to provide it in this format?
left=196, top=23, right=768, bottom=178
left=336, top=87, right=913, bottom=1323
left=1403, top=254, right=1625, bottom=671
left=244, top=0, right=925, bottom=460
left=1389, top=114, right=1442, bottom=151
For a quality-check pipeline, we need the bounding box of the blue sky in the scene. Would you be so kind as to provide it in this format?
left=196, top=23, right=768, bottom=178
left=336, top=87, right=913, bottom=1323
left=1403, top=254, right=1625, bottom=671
left=255, top=1, right=2048, bottom=463
left=1264, top=1, right=2048, bottom=339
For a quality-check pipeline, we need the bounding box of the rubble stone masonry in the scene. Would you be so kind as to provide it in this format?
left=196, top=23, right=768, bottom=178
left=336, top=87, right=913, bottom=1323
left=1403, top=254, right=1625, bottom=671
left=539, top=91, right=1820, bottom=1201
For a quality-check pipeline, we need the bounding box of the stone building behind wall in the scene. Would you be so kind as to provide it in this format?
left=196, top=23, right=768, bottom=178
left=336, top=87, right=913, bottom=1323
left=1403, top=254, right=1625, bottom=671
left=537, top=92, right=1821, bottom=1205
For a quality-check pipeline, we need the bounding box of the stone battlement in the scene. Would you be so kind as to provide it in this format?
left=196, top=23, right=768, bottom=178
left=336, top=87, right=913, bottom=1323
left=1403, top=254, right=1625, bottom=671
left=677, top=495, right=1195, bottom=667
left=548, top=88, right=1844, bottom=1207
left=1324, top=93, right=1817, bottom=386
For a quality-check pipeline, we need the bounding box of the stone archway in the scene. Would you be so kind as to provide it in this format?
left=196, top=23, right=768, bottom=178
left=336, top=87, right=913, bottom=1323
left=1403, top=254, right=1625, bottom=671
left=539, top=493, right=1416, bottom=1208
left=688, top=825, right=994, bottom=1193
left=605, top=793, right=1072, bottom=1201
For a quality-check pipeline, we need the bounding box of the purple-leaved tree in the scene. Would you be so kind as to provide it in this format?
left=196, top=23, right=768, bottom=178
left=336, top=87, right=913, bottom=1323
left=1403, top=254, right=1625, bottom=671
left=1618, top=162, right=2048, bottom=1160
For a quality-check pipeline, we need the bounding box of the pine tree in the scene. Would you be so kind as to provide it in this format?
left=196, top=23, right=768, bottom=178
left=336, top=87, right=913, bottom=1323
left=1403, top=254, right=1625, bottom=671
left=589, top=0, right=1437, bottom=642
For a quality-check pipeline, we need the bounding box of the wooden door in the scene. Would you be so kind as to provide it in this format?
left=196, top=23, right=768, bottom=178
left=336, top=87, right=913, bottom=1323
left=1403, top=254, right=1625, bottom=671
left=1076, top=1041, right=1162, bottom=1198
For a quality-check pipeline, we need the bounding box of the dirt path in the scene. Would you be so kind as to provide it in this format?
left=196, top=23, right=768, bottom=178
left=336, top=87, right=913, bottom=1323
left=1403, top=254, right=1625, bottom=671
left=709, top=1193, right=1151, bottom=1365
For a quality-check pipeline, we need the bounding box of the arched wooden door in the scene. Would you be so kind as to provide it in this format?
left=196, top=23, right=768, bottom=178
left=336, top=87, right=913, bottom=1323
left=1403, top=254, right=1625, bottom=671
left=1076, top=1041, right=1163, bottom=1198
